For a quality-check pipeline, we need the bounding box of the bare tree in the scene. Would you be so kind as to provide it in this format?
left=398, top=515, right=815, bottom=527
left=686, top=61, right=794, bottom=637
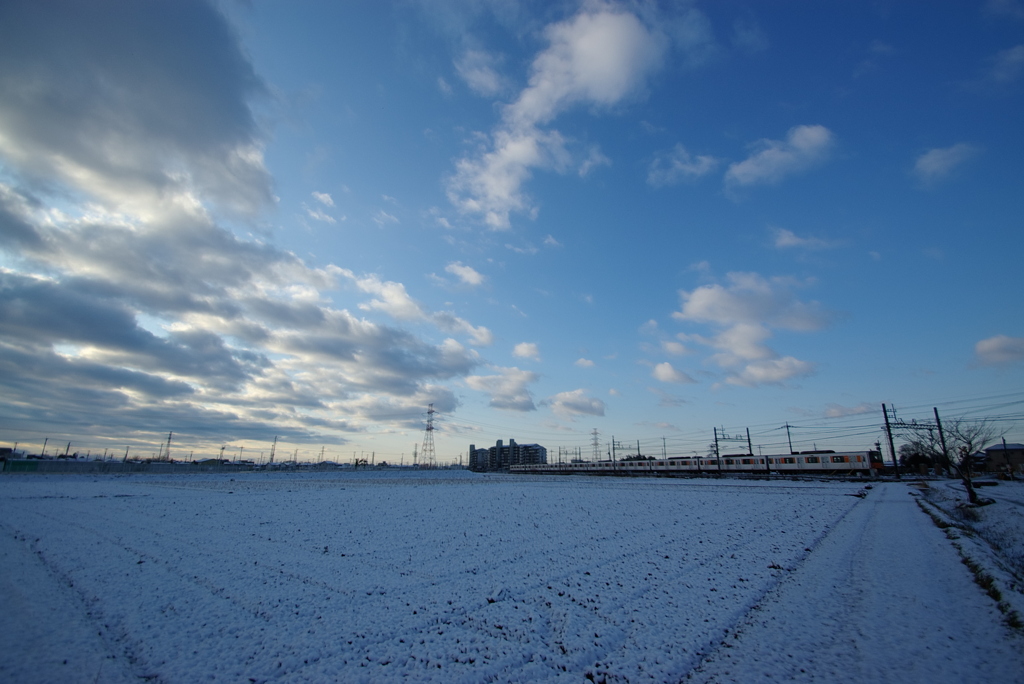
left=898, top=418, right=1005, bottom=504
left=944, top=418, right=1006, bottom=504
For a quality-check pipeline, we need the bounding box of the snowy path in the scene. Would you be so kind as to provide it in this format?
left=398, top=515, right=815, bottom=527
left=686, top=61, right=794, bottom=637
left=687, top=482, right=1024, bottom=683
left=0, top=473, right=1020, bottom=683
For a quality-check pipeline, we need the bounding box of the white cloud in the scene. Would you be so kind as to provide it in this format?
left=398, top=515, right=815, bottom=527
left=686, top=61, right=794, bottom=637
left=578, top=146, right=611, bottom=177
left=986, top=0, right=1024, bottom=20
left=773, top=228, right=835, bottom=250
left=661, top=341, right=688, bottom=356
left=726, top=357, right=815, bottom=387
left=340, top=269, right=493, bottom=346
left=725, top=125, right=834, bottom=189
left=513, top=342, right=540, bottom=360
left=648, top=144, right=719, bottom=187
left=465, top=366, right=538, bottom=411
left=447, top=5, right=668, bottom=228
left=854, top=40, right=895, bottom=78
left=543, top=234, right=561, bottom=247
left=312, top=192, right=334, bottom=207
left=445, top=261, right=485, bottom=286
left=652, top=362, right=695, bottom=384
left=448, top=128, right=567, bottom=229
left=431, top=312, right=495, bottom=347
left=975, top=335, right=1024, bottom=365
left=824, top=402, right=875, bottom=418
left=546, top=389, right=605, bottom=419
left=455, top=49, right=507, bottom=97
left=305, top=206, right=336, bottom=224
left=575, top=358, right=595, bottom=368
left=341, top=270, right=424, bottom=320
left=673, top=272, right=827, bottom=386
left=674, top=272, right=828, bottom=331
left=508, top=9, right=668, bottom=129
left=732, top=16, right=769, bottom=54
left=505, top=242, right=540, bottom=255
left=913, top=144, right=980, bottom=185
left=988, top=44, right=1024, bottom=82
left=663, top=5, right=718, bottom=68
left=372, top=210, right=399, bottom=226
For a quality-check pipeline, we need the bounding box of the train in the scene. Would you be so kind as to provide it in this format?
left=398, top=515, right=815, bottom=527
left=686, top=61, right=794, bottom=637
left=509, top=450, right=886, bottom=477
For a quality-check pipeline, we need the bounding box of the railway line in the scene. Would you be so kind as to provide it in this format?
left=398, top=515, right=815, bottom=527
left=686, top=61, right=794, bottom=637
left=511, top=450, right=885, bottom=477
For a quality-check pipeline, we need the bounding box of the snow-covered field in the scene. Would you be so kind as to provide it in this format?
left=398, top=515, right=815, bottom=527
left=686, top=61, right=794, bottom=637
left=1, top=471, right=1021, bottom=683
left=916, top=478, right=1024, bottom=626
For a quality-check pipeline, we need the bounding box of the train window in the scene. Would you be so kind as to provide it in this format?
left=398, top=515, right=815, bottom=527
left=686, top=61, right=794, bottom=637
left=805, top=456, right=819, bottom=463
left=741, top=459, right=754, bottom=465
left=831, top=455, right=848, bottom=463
left=781, top=457, right=796, bottom=464
left=724, top=459, right=734, bottom=465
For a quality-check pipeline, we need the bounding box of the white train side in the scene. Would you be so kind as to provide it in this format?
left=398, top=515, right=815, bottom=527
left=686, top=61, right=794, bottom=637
left=509, top=451, right=885, bottom=476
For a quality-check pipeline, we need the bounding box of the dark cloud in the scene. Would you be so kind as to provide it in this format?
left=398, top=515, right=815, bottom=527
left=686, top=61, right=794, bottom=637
left=0, top=271, right=153, bottom=349
left=0, top=186, right=43, bottom=249
left=0, top=0, right=272, bottom=215
left=0, top=1, right=491, bottom=453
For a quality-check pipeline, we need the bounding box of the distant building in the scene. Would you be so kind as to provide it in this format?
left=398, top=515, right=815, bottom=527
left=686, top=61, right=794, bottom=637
left=981, top=442, right=1024, bottom=473
left=469, top=439, right=547, bottom=472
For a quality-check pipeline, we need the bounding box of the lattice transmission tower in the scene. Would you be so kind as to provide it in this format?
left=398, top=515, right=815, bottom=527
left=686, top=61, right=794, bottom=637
left=591, top=428, right=601, bottom=461
left=420, top=403, right=436, bottom=467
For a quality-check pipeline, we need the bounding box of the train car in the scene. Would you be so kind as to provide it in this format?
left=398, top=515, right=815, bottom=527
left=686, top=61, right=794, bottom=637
left=509, top=450, right=884, bottom=477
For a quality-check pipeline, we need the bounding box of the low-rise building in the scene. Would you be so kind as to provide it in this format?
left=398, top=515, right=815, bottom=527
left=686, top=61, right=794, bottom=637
left=982, top=442, right=1024, bottom=474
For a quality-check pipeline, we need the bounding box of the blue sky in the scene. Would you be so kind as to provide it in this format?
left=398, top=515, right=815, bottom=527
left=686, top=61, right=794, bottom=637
left=1, top=0, right=1022, bottom=462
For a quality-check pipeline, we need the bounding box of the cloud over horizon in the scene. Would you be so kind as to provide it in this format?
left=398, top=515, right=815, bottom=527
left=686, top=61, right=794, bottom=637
left=672, top=272, right=827, bottom=386
left=0, top=0, right=490, bottom=449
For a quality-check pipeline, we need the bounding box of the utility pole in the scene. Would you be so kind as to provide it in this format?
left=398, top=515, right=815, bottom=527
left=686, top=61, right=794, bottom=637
left=1003, top=437, right=1015, bottom=480
left=165, top=431, right=173, bottom=461
left=713, top=428, right=721, bottom=471
left=269, top=436, right=277, bottom=465
left=784, top=423, right=795, bottom=454
left=933, top=407, right=950, bottom=474
left=662, top=437, right=667, bottom=459
left=881, top=404, right=900, bottom=480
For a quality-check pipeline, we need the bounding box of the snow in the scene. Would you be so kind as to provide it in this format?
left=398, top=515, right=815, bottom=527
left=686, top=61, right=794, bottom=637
left=1, top=471, right=1021, bottom=683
